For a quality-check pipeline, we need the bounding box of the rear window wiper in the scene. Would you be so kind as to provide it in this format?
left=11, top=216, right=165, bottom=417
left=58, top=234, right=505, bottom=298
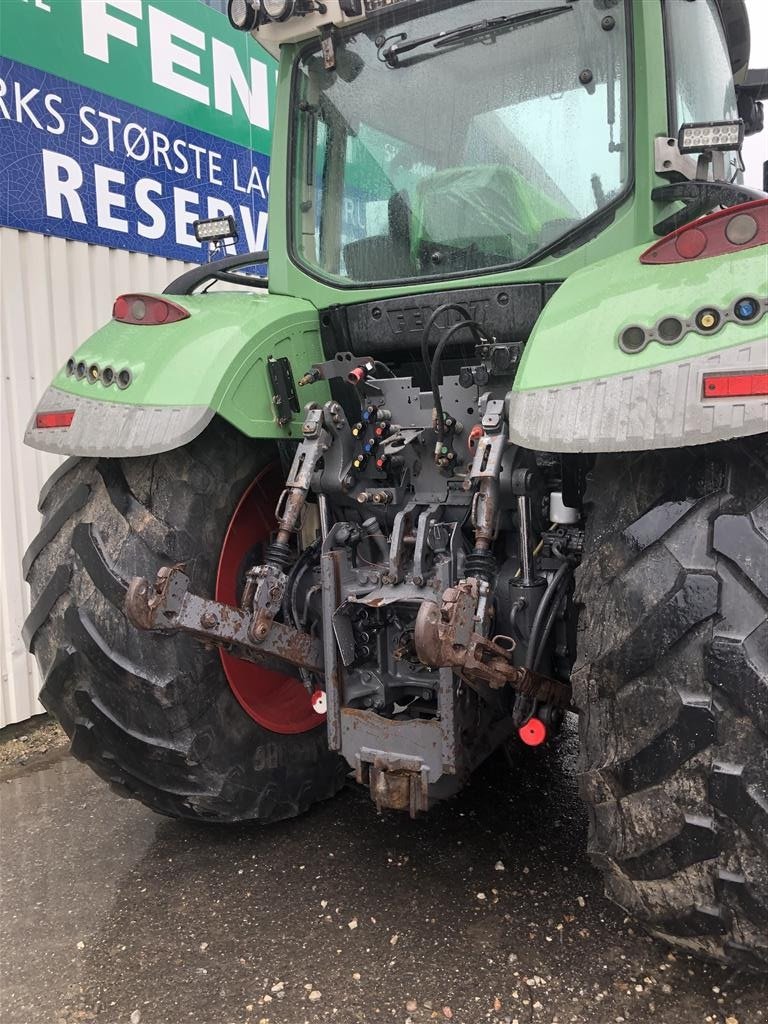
left=378, top=5, right=572, bottom=68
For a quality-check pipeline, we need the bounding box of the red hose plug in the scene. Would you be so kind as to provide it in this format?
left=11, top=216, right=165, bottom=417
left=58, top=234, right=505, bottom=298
left=518, top=717, right=547, bottom=746
left=468, top=424, right=484, bottom=452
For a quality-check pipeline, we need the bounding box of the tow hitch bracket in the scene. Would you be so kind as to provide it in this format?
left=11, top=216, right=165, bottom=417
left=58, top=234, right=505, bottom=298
left=355, top=748, right=430, bottom=817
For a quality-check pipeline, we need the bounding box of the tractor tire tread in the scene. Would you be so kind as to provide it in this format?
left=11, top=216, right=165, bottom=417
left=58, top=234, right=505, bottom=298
left=25, top=419, right=346, bottom=824
left=574, top=440, right=768, bottom=969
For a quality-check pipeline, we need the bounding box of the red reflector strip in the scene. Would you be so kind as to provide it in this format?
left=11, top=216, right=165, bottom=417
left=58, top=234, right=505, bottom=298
left=703, top=372, right=768, bottom=398
left=36, top=410, right=75, bottom=429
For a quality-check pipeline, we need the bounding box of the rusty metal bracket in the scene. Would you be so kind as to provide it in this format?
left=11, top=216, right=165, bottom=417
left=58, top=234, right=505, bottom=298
left=414, top=583, right=572, bottom=709
left=242, top=563, right=288, bottom=641
left=355, top=748, right=430, bottom=817
left=125, top=566, right=323, bottom=674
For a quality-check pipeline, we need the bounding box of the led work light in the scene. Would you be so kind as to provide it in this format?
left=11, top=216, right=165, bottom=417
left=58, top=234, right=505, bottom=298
left=227, top=0, right=259, bottom=30
left=193, top=216, right=239, bottom=244
left=678, top=120, right=745, bottom=153
left=262, top=0, right=296, bottom=20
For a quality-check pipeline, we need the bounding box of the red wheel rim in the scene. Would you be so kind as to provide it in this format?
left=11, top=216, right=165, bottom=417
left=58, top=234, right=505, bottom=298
left=215, top=463, right=322, bottom=734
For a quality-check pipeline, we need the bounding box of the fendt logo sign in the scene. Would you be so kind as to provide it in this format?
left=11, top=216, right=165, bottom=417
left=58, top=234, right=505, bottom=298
left=0, top=0, right=276, bottom=263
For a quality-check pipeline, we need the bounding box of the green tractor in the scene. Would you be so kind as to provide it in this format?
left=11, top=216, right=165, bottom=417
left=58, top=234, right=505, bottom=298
left=23, top=0, right=768, bottom=968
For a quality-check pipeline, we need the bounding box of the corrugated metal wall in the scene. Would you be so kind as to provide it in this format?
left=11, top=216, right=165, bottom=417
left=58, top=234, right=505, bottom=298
left=0, top=1, right=257, bottom=726
left=0, top=228, right=193, bottom=727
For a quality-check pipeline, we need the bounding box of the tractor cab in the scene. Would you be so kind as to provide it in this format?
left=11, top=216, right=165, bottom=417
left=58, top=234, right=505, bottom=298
left=228, top=0, right=764, bottom=297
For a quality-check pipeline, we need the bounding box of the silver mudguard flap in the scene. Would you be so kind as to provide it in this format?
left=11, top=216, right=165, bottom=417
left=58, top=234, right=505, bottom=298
left=25, top=386, right=215, bottom=458
left=508, top=338, right=768, bottom=453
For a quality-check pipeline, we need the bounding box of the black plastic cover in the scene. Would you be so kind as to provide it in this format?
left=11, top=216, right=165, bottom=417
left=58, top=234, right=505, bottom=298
left=319, top=282, right=563, bottom=357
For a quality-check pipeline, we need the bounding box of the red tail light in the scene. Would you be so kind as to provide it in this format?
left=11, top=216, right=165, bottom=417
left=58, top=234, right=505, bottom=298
left=640, top=198, right=768, bottom=265
left=112, top=294, right=190, bottom=325
left=36, top=410, right=75, bottom=429
left=703, top=371, right=768, bottom=398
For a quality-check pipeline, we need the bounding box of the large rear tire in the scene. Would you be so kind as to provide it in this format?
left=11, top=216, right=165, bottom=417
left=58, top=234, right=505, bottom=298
left=574, top=438, right=768, bottom=969
left=24, top=419, right=346, bottom=823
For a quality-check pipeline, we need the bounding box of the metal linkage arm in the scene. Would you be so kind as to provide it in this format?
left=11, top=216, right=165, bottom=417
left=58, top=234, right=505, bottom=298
left=271, top=405, right=332, bottom=559
left=125, top=566, right=323, bottom=675
left=466, top=398, right=507, bottom=550
left=414, top=583, right=572, bottom=709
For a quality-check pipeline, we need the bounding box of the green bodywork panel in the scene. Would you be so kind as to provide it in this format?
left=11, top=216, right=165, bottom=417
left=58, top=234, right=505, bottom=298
left=31, top=2, right=766, bottom=451
left=50, top=292, right=329, bottom=440
left=514, top=244, right=768, bottom=391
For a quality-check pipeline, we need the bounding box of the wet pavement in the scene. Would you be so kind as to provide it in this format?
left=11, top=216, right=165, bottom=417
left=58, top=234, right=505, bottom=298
left=1, top=719, right=766, bottom=1024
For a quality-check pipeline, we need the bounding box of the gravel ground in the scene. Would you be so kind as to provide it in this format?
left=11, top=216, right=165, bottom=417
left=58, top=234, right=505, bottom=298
left=0, top=714, right=67, bottom=774
left=1, top=718, right=766, bottom=1024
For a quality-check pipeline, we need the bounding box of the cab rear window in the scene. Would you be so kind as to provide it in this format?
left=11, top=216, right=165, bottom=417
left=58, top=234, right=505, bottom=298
left=664, top=0, right=738, bottom=132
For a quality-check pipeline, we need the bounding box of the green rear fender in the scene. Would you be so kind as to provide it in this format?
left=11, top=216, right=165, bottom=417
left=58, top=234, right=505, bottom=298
left=509, top=244, right=768, bottom=452
left=25, top=292, right=330, bottom=457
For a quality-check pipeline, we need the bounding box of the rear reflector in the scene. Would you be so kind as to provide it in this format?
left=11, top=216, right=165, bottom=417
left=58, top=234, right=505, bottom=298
left=703, top=371, right=768, bottom=398
left=518, top=717, right=548, bottom=747
left=113, top=294, right=190, bottom=325
left=36, top=410, right=75, bottom=429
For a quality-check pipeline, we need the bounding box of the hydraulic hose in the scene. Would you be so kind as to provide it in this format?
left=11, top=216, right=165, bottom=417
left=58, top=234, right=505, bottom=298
left=372, top=360, right=395, bottom=378
left=532, top=584, right=569, bottom=672
left=420, top=303, right=484, bottom=377
left=429, top=319, right=485, bottom=436
left=524, top=561, right=572, bottom=670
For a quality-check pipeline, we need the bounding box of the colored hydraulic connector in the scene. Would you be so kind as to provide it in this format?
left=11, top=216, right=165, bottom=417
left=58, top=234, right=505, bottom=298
left=347, top=361, right=375, bottom=385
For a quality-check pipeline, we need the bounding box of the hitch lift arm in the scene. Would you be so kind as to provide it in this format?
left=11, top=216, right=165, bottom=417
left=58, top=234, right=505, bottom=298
left=125, top=565, right=323, bottom=675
